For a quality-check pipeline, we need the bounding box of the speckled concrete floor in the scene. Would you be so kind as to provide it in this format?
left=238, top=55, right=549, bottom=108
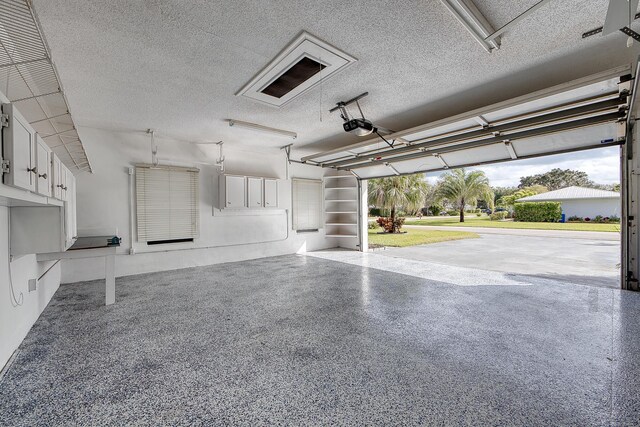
left=1, top=254, right=639, bottom=426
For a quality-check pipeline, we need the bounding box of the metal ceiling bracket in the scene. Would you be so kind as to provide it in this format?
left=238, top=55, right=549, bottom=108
left=504, top=140, right=518, bottom=159
left=434, top=154, right=449, bottom=169
left=484, top=0, right=553, bottom=42
left=384, top=163, right=401, bottom=175
left=440, top=0, right=501, bottom=52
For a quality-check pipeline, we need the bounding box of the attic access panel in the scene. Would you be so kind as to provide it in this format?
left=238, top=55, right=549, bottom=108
left=261, top=57, right=326, bottom=98
left=302, top=67, right=631, bottom=179
left=236, top=32, right=356, bottom=107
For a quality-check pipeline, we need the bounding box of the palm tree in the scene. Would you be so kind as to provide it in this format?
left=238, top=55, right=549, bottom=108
left=436, top=168, right=493, bottom=222
left=368, top=174, right=429, bottom=233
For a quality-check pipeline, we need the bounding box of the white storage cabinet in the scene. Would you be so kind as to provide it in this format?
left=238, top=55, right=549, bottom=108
left=35, top=135, right=52, bottom=197
left=247, top=177, right=263, bottom=208
left=264, top=178, right=278, bottom=208
left=219, top=174, right=246, bottom=208
left=1, top=103, right=37, bottom=192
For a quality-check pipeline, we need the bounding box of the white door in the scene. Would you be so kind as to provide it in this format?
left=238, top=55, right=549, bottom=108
left=264, top=179, right=277, bottom=208
left=247, top=177, right=263, bottom=207
left=36, top=136, right=51, bottom=197
left=2, top=103, right=36, bottom=191
left=225, top=175, right=246, bottom=208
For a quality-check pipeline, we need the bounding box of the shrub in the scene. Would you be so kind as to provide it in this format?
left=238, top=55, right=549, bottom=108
left=376, top=216, right=405, bottom=233
left=446, top=209, right=459, bottom=216
left=584, top=217, right=591, bottom=222
left=490, top=211, right=508, bottom=221
left=429, top=205, right=443, bottom=216
left=513, top=202, right=562, bottom=222
left=610, top=215, right=620, bottom=223
left=367, top=221, right=378, bottom=230
left=594, top=215, right=603, bottom=223
left=567, top=215, right=583, bottom=222
left=476, top=213, right=482, bottom=217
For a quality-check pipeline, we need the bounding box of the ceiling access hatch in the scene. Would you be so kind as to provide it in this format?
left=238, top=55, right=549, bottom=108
left=302, top=67, right=632, bottom=179
left=236, top=32, right=357, bottom=107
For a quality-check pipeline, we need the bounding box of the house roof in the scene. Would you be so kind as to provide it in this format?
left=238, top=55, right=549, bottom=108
left=517, top=186, right=620, bottom=202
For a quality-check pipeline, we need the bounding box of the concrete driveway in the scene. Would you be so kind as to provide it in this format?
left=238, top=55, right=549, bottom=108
left=376, top=230, right=621, bottom=288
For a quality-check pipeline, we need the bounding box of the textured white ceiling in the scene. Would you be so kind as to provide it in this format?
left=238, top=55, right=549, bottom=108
left=30, top=0, right=640, bottom=159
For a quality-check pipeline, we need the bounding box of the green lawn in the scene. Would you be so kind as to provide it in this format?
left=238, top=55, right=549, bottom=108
left=368, top=227, right=478, bottom=248
left=404, top=216, right=620, bottom=232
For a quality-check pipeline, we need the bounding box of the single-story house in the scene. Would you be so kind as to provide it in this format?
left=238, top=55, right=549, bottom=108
left=516, top=186, right=620, bottom=219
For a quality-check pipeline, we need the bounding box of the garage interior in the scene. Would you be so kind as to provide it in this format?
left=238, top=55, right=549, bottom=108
left=2, top=0, right=640, bottom=425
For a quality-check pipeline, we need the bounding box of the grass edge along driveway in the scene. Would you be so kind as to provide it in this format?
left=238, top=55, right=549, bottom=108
left=368, top=227, right=479, bottom=248
left=404, top=216, right=619, bottom=232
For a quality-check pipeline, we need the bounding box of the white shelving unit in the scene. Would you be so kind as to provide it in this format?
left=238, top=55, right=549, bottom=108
left=324, top=175, right=358, bottom=239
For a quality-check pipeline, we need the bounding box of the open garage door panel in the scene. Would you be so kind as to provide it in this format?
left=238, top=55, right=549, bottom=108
left=303, top=68, right=632, bottom=179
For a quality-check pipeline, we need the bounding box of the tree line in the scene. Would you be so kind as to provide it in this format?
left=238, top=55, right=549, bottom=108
left=369, top=168, right=619, bottom=231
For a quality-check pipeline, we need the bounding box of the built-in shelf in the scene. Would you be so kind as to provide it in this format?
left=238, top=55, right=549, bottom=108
left=324, top=174, right=359, bottom=242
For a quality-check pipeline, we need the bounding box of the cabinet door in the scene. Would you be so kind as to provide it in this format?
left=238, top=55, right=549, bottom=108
left=2, top=103, right=36, bottom=191
left=64, top=171, right=76, bottom=247
left=35, top=136, right=52, bottom=197
left=264, top=179, right=277, bottom=208
left=52, top=154, right=63, bottom=199
left=225, top=175, right=246, bottom=208
left=247, top=177, right=263, bottom=207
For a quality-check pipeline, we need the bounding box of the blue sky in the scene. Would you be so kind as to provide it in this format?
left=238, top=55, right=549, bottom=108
left=425, top=146, right=620, bottom=188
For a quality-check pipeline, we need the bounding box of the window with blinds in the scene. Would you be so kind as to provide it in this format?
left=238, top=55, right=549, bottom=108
left=136, top=165, right=200, bottom=244
left=292, top=178, right=322, bottom=231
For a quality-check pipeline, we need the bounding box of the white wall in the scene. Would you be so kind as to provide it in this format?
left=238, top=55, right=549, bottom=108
left=561, top=198, right=620, bottom=218
left=61, top=127, right=339, bottom=283
left=0, top=206, right=61, bottom=369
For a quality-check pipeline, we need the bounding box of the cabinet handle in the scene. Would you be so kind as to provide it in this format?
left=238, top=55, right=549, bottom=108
left=39, top=173, right=47, bottom=179
left=27, top=167, right=37, bottom=174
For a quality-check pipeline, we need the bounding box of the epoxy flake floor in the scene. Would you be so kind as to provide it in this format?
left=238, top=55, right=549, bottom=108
left=1, top=253, right=640, bottom=426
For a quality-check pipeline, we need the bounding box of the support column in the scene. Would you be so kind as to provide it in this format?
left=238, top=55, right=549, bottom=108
left=359, top=179, right=368, bottom=252
left=105, top=254, right=116, bottom=305
left=622, top=122, right=640, bottom=291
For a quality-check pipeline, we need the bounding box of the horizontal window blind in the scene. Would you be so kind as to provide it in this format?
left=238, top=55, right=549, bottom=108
left=292, top=178, right=322, bottom=231
left=136, top=165, right=200, bottom=243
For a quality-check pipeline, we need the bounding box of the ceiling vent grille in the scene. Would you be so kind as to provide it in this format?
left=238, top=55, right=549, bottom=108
left=237, top=32, right=356, bottom=108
